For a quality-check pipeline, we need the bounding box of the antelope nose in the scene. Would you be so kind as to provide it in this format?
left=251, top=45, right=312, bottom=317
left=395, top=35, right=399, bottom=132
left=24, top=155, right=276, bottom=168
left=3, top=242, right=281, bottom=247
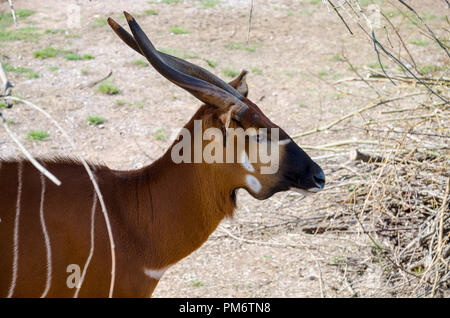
left=313, top=169, right=325, bottom=189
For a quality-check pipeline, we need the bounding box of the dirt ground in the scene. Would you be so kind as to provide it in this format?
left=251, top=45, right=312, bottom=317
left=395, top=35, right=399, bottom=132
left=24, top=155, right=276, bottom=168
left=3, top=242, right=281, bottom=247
left=0, top=0, right=448, bottom=297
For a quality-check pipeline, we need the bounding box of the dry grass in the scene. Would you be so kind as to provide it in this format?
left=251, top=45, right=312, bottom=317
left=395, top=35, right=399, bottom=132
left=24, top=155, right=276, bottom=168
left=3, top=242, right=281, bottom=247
left=283, top=0, right=450, bottom=297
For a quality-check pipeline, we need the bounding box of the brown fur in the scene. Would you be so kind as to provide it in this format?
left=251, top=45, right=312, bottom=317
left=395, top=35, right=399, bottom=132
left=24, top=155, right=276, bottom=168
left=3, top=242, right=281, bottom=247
left=0, top=76, right=279, bottom=297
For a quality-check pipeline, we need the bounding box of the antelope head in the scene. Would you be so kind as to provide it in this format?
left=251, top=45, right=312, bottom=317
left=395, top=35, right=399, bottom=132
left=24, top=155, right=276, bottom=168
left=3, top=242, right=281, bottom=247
left=108, top=12, right=325, bottom=201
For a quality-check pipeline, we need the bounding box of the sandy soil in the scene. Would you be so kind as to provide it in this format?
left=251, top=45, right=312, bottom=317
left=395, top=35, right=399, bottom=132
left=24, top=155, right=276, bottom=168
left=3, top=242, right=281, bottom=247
left=0, top=0, right=447, bottom=297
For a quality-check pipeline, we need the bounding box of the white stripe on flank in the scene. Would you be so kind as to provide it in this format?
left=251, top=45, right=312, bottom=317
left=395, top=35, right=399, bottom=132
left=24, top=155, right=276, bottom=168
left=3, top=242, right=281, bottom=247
left=143, top=266, right=170, bottom=280
left=7, top=161, right=23, bottom=298
left=74, top=193, right=97, bottom=298
left=39, top=173, right=52, bottom=298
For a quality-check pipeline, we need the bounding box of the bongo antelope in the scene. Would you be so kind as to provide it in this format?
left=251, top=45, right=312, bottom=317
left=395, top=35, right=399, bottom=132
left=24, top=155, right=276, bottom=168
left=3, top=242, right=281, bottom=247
left=0, top=12, right=325, bottom=297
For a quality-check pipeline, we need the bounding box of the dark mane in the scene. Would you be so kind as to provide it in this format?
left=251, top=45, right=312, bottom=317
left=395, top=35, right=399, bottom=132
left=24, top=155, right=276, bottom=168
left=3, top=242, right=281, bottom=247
left=0, top=156, right=110, bottom=171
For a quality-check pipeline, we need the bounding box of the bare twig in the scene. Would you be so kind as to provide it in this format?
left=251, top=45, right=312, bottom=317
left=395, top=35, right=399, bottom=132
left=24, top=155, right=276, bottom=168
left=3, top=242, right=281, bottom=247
left=398, top=0, right=450, bottom=58
left=0, top=62, right=13, bottom=108
left=247, top=0, right=254, bottom=44
left=357, top=24, right=449, bottom=103
left=350, top=148, right=384, bottom=163
left=371, top=30, right=396, bottom=85
left=8, top=0, right=17, bottom=25
left=87, top=70, right=113, bottom=88
left=292, top=92, right=422, bottom=138
left=327, top=0, right=353, bottom=35
left=0, top=114, right=61, bottom=186
left=380, top=11, right=418, bottom=73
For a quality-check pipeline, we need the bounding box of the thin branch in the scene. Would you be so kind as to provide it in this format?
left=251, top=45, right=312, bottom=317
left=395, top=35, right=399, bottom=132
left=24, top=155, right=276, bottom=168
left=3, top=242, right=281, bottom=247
left=357, top=23, right=448, bottom=103
left=0, top=115, right=61, bottom=186
left=0, top=62, right=13, bottom=108
left=87, top=70, right=112, bottom=88
left=247, top=0, right=254, bottom=44
left=341, top=48, right=381, bottom=96
left=398, top=0, right=450, bottom=58
left=292, top=92, right=422, bottom=138
left=380, top=11, right=418, bottom=73
left=327, top=0, right=353, bottom=35
left=371, top=30, right=396, bottom=85
left=7, top=0, right=17, bottom=25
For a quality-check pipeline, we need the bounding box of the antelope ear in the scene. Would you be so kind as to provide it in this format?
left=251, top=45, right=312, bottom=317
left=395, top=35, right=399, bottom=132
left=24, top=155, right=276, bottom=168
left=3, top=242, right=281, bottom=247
left=228, top=70, right=248, bottom=97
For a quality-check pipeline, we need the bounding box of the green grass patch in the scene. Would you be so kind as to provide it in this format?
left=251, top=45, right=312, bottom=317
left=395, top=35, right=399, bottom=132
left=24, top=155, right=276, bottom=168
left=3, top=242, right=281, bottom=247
left=64, top=53, right=94, bottom=61
left=404, top=11, right=435, bottom=25
left=33, top=47, right=93, bottom=61
left=298, top=101, right=307, bottom=108
left=330, top=54, right=344, bottom=62
left=87, top=116, right=105, bottom=125
left=0, top=26, right=40, bottom=42
left=222, top=68, right=238, bottom=78
left=144, top=9, right=158, bottom=15
left=190, top=280, right=204, bottom=287
left=358, top=0, right=384, bottom=7
left=44, top=29, right=66, bottom=35
left=2, top=62, right=39, bottom=79
left=14, top=9, right=36, bottom=19
left=251, top=67, right=261, bottom=74
left=421, top=12, right=436, bottom=20
left=134, top=101, right=144, bottom=108
left=33, top=46, right=60, bottom=59
left=200, top=0, right=220, bottom=8
left=81, top=69, right=89, bottom=75
left=0, top=9, right=35, bottom=28
left=332, top=92, right=346, bottom=100
left=132, top=59, right=149, bottom=67
left=161, top=0, right=180, bottom=4
left=383, top=10, right=401, bottom=19
left=225, top=42, right=257, bottom=52
left=331, top=257, right=347, bottom=265
left=28, top=130, right=49, bottom=141
left=438, top=36, right=449, bottom=46
left=169, top=26, right=189, bottom=35
left=97, top=79, right=119, bottom=95
left=300, top=9, right=317, bottom=14
left=94, top=17, right=108, bottom=27
left=115, top=99, right=127, bottom=106
left=205, top=59, right=218, bottom=68
left=318, top=70, right=328, bottom=78
left=0, top=101, right=7, bottom=108
left=419, top=64, right=442, bottom=75
left=409, top=39, right=429, bottom=46
left=48, top=65, right=59, bottom=71
left=332, top=72, right=343, bottom=80
left=154, top=128, right=167, bottom=141
left=366, top=62, right=382, bottom=69
left=413, top=265, right=425, bottom=275
left=285, top=71, right=294, bottom=77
